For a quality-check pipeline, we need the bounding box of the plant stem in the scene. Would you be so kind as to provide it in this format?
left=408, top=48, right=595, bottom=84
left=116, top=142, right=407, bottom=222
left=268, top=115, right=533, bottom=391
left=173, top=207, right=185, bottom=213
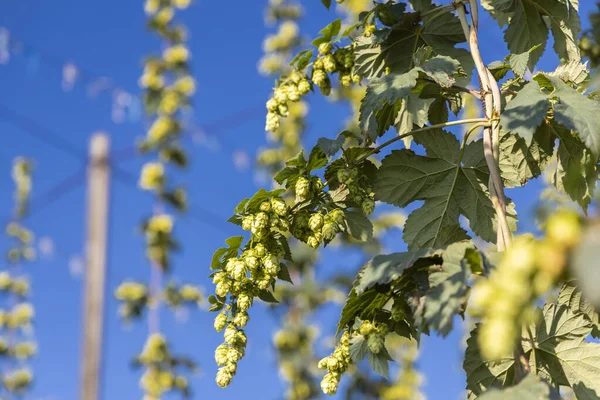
left=458, top=2, right=511, bottom=251
left=357, top=117, right=490, bottom=163
left=459, top=0, right=527, bottom=382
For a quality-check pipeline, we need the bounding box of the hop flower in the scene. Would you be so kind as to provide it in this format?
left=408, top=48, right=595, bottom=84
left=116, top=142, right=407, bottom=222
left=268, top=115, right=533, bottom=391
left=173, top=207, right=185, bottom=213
left=227, top=346, right=245, bottom=363
left=322, top=223, right=338, bottom=241
left=147, top=214, right=173, bottom=234
left=253, top=212, right=269, bottom=229
left=329, top=209, right=345, bottom=225
left=312, top=69, right=328, bottom=88
left=163, top=45, right=189, bottom=65
left=215, top=279, right=232, bottom=297
left=295, top=177, right=311, bottom=199
left=233, top=311, right=249, bottom=328
left=263, top=254, right=281, bottom=275
left=361, top=198, right=375, bottom=215
left=271, top=198, right=288, bottom=216
left=214, top=312, right=228, bottom=332
left=359, top=320, right=375, bottom=336
left=215, top=344, right=229, bottom=365
left=320, top=372, right=340, bottom=395
left=237, top=293, right=252, bottom=312
left=309, top=214, right=324, bottom=232
left=148, top=117, right=173, bottom=143
left=297, top=79, right=311, bottom=95
left=266, top=112, right=280, bottom=132
left=545, top=210, right=581, bottom=249
left=307, top=233, right=322, bottom=249
left=173, top=0, right=191, bottom=9
left=139, top=163, right=165, bottom=191
left=241, top=215, right=254, bottom=231
left=266, top=98, right=279, bottom=112
left=318, top=42, right=332, bottom=55
left=323, top=54, right=337, bottom=73
left=231, top=260, right=248, bottom=281
left=254, top=243, right=267, bottom=257
left=367, top=334, right=384, bottom=354
left=173, top=76, right=196, bottom=95
left=216, top=367, right=233, bottom=388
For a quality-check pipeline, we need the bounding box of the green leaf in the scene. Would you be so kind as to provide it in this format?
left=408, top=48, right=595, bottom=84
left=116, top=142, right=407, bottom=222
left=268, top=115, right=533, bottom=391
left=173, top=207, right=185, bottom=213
left=477, top=374, right=558, bottom=400
left=320, top=0, right=332, bottom=9
left=257, top=290, right=279, bottom=303
left=359, top=56, right=463, bottom=140
left=557, top=280, right=600, bottom=338
left=488, top=60, right=512, bottom=81
left=343, top=209, right=374, bottom=242
left=549, top=122, right=598, bottom=212
left=525, top=304, right=600, bottom=399
left=375, top=129, right=517, bottom=250
left=337, top=288, right=389, bottom=335
left=274, top=166, right=300, bottom=186
left=211, top=236, right=244, bottom=270
left=500, top=79, right=551, bottom=145
left=508, top=45, right=540, bottom=78
left=319, top=18, right=341, bottom=39
left=246, top=188, right=286, bottom=212
left=367, top=350, right=389, bottom=378
left=349, top=335, right=369, bottom=362
left=317, top=135, right=345, bottom=156
left=548, top=60, right=589, bottom=86
left=539, top=74, right=600, bottom=156
left=423, top=241, right=472, bottom=336
left=354, top=249, right=444, bottom=295
left=277, top=263, right=294, bottom=284
left=499, top=123, right=555, bottom=188
left=307, top=146, right=328, bottom=171
left=353, top=10, right=473, bottom=81
left=290, top=49, right=314, bottom=70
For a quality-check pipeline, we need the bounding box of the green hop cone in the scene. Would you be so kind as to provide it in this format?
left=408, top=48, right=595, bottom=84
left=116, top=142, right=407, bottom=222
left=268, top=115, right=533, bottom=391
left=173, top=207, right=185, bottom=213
left=339, top=73, right=352, bottom=87
left=241, top=215, right=254, bottom=231
left=266, top=98, right=278, bottom=112
left=274, top=87, right=288, bottom=103
left=329, top=209, right=345, bottom=225
left=244, top=254, right=259, bottom=270
left=367, top=334, right=384, bottom=354
left=265, top=112, right=280, bottom=132
left=233, top=311, right=250, bottom=328
left=320, top=372, right=340, bottom=395
left=336, top=168, right=351, bottom=184
left=307, top=232, right=322, bottom=249
left=312, top=177, right=324, bottom=191
left=287, top=84, right=301, bottom=102
left=215, top=344, right=229, bottom=366
left=270, top=197, right=288, bottom=216
left=216, top=367, right=233, bottom=388
left=263, top=253, right=281, bottom=275
left=215, top=279, right=232, bottom=297
left=322, top=222, right=338, bottom=242
left=359, top=320, right=375, bottom=336
left=259, top=201, right=271, bottom=212
left=308, top=213, right=324, bottom=232
left=254, top=243, right=267, bottom=257
left=361, top=198, right=375, bottom=215
left=214, top=312, right=228, bottom=332
left=297, top=79, right=311, bottom=95
left=323, top=54, right=337, bottom=73
left=311, top=69, right=328, bottom=87
left=295, top=177, right=311, bottom=199
left=227, top=346, right=245, bottom=363
left=237, top=293, right=252, bottom=312
left=318, top=42, right=332, bottom=55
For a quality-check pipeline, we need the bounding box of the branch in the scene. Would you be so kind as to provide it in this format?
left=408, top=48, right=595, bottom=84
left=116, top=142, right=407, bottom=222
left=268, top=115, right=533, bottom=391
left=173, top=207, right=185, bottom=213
left=359, top=117, right=490, bottom=162
left=457, top=3, right=511, bottom=250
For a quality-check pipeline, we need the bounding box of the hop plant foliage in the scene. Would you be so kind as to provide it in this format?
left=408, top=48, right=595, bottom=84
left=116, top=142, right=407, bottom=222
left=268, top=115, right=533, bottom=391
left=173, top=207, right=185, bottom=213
left=0, top=158, right=37, bottom=397
left=115, top=0, right=203, bottom=398
left=209, top=1, right=600, bottom=398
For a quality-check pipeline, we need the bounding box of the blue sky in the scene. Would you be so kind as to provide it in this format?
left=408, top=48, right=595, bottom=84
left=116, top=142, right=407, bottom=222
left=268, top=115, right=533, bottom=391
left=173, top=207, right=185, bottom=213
left=0, top=1, right=596, bottom=399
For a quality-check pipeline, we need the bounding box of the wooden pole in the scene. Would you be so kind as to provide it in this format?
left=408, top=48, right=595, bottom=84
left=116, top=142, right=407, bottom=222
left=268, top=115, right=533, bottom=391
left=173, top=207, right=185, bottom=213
left=81, top=133, right=111, bottom=400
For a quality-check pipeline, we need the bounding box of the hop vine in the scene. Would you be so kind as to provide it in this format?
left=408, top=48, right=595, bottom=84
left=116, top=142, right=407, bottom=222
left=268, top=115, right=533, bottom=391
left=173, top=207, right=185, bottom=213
left=0, top=158, right=37, bottom=396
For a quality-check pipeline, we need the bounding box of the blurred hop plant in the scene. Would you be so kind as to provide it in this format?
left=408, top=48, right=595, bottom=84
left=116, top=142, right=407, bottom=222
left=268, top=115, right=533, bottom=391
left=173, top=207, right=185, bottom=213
left=470, top=210, right=582, bottom=360
left=118, top=0, right=201, bottom=398
left=0, top=158, right=38, bottom=396
left=135, top=333, right=195, bottom=399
